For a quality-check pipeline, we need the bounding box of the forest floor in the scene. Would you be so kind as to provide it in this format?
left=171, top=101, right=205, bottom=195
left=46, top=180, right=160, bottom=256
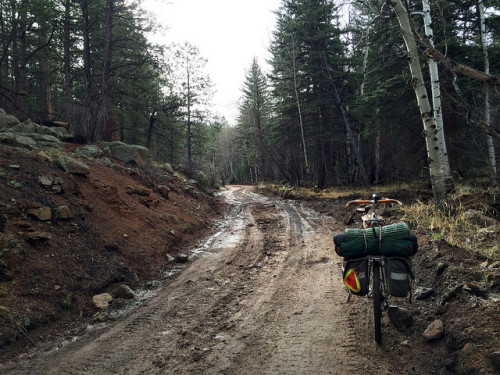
left=0, top=141, right=499, bottom=374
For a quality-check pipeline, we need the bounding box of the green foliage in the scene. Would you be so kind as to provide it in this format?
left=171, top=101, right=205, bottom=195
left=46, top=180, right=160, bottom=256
left=194, top=171, right=210, bottom=188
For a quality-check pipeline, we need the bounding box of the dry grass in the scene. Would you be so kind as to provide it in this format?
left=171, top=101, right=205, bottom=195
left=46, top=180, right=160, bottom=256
left=259, top=182, right=419, bottom=200
left=401, top=190, right=500, bottom=260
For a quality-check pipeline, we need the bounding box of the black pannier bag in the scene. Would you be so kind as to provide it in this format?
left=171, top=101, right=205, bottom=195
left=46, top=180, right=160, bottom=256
left=385, top=257, right=415, bottom=297
left=342, top=258, right=369, bottom=296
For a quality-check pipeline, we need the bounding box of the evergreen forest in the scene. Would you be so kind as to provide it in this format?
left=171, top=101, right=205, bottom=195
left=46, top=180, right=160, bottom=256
left=1, top=0, right=499, bottom=201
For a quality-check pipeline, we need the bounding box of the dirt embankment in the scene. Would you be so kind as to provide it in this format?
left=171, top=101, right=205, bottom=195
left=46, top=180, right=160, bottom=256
left=0, top=142, right=223, bottom=360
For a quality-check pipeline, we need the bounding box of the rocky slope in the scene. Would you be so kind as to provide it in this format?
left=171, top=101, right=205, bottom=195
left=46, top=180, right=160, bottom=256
left=0, top=109, right=222, bottom=359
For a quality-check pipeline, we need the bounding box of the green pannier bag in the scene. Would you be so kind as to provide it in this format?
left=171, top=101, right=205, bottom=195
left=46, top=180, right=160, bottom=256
left=385, top=257, right=414, bottom=298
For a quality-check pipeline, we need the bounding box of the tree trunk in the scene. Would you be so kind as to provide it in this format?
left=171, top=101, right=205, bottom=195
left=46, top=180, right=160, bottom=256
left=422, top=0, right=453, bottom=190
left=146, top=110, right=156, bottom=150
left=13, top=0, right=28, bottom=119
left=478, top=0, right=497, bottom=185
left=390, top=0, right=451, bottom=201
left=375, top=108, right=381, bottom=184
left=291, top=43, right=309, bottom=174
left=102, top=0, right=114, bottom=141
left=81, top=0, right=93, bottom=140
left=186, top=57, right=193, bottom=175
left=322, top=56, right=370, bottom=187
left=63, top=0, right=74, bottom=124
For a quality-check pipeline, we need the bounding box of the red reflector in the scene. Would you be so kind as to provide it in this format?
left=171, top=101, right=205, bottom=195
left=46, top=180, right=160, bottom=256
left=344, top=268, right=361, bottom=293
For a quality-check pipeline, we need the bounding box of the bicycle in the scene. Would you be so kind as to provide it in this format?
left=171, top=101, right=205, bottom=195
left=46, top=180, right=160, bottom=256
left=334, top=194, right=418, bottom=345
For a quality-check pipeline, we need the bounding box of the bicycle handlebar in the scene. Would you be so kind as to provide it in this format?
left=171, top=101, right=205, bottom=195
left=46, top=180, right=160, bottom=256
left=345, top=198, right=403, bottom=208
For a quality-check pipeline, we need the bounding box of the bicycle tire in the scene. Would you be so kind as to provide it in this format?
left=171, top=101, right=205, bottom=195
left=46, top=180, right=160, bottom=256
left=373, top=262, right=382, bottom=344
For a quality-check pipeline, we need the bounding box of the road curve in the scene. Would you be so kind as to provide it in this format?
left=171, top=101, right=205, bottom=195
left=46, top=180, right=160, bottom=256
left=2, top=186, right=417, bottom=374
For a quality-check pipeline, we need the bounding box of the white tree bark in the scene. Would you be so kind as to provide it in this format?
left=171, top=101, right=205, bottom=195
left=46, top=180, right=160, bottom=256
left=478, top=0, right=497, bottom=182
left=390, top=0, right=451, bottom=201
left=422, top=0, right=452, bottom=187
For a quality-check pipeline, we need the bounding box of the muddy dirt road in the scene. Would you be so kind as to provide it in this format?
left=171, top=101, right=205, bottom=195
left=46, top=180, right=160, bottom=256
left=1, top=186, right=436, bottom=374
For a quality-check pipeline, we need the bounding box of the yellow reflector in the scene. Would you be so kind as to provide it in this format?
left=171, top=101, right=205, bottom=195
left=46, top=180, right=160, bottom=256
left=344, top=268, right=361, bottom=293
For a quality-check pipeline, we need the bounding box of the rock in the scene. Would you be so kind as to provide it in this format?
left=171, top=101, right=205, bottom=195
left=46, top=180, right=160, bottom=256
left=175, top=253, right=189, bottom=263
left=93, top=311, right=109, bottom=323
left=38, top=175, right=53, bottom=188
left=27, top=206, right=52, bottom=221
left=0, top=109, right=20, bottom=129
left=115, top=285, right=135, bottom=299
left=54, top=206, right=72, bottom=220
left=56, top=156, right=90, bottom=175
left=167, top=254, right=175, bottom=262
left=126, top=185, right=152, bottom=196
left=25, top=231, right=52, bottom=242
left=12, top=134, right=38, bottom=149
left=488, top=349, right=500, bottom=372
left=0, top=133, right=15, bottom=145
left=387, top=305, right=413, bottom=330
left=102, top=141, right=150, bottom=167
left=9, top=120, right=37, bottom=133
left=464, top=209, right=498, bottom=228
left=93, top=293, right=113, bottom=309
left=157, top=185, right=170, bottom=199
left=31, top=133, right=62, bottom=148
left=164, top=163, right=174, bottom=173
left=7, top=181, right=21, bottom=189
left=423, top=319, right=444, bottom=341
left=38, top=175, right=67, bottom=193
left=414, top=287, right=435, bottom=300
left=75, top=145, right=103, bottom=159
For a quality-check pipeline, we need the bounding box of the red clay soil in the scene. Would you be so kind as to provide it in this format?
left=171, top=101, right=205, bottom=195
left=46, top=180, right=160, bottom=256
left=0, top=142, right=223, bottom=359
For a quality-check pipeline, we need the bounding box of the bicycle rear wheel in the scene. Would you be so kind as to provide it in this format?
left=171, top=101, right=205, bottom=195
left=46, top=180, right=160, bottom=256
left=373, top=262, right=382, bottom=344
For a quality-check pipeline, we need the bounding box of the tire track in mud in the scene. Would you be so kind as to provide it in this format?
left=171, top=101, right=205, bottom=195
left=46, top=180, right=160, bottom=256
left=2, top=186, right=394, bottom=374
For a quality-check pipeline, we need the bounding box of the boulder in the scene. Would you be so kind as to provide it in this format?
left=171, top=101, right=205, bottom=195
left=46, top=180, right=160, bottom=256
left=57, top=156, right=90, bottom=175
left=387, top=305, right=413, bottom=330
left=465, top=209, right=498, bottom=228
left=175, top=253, right=189, bottom=263
left=25, top=231, right=52, bottom=242
left=27, top=206, right=52, bottom=221
left=114, top=285, right=135, bottom=299
left=30, top=133, right=62, bottom=148
left=102, top=141, right=150, bottom=167
left=54, top=206, right=72, bottom=220
left=10, top=134, right=38, bottom=150
left=157, top=185, right=170, bottom=199
left=423, top=319, right=444, bottom=342
left=75, top=145, right=103, bottom=159
left=93, top=293, right=113, bottom=309
left=38, top=175, right=67, bottom=193
left=164, top=163, right=174, bottom=173
left=0, top=109, right=20, bottom=129
left=9, top=121, right=37, bottom=133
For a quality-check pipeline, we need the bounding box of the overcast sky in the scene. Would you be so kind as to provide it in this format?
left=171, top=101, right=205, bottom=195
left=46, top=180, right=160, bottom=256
left=140, top=0, right=282, bottom=125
